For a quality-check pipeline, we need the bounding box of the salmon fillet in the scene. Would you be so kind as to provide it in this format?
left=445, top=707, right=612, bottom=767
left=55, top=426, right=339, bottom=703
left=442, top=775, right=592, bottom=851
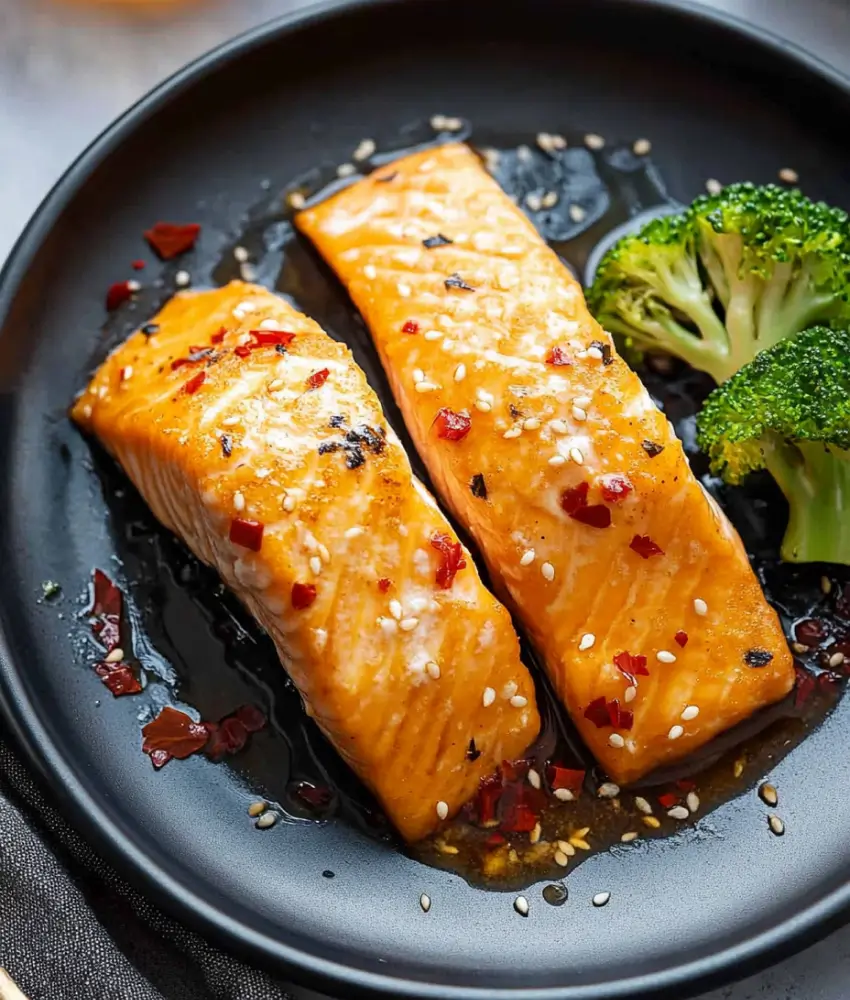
left=71, top=281, right=539, bottom=840
left=297, top=144, right=795, bottom=785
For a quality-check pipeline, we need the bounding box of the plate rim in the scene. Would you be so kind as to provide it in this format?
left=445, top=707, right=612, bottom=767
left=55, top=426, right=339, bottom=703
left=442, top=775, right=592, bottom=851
left=1, top=1, right=850, bottom=997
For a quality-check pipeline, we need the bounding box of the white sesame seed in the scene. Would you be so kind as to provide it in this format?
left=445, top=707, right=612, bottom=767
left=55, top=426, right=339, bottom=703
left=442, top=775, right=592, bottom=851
left=283, top=495, right=297, bottom=513
left=705, top=178, right=722, bottom=195
left=233, top=491, right=245, bottom=512
left=436, top=800, right=449, bottom=820
left=554, top=850, right=569, bottom=867
left=528, top=768, right=541, bottom=790
left=430, top=114, right=447, bottom=129
left=656, top=650, right=677, bottom=664
left=541, top=191, right=559, bottom=209
left=668, top=805, right=689, bottom=820
left=668, top=725, right=684, bottom=741
left=693, top=598, right=708, bottom=616
left=424, top=329, right=442, bottom=341
left=574, top=396, right=592, bottom=408
left=621, top=831, right=639, bottom=843
left=441, top=338, right=455, bottom=352
left=687, top=791, right=700, bottom=813
left=510, top=695, right=528, bottom=708
left=759, top=783, right=778, bottom=807
left=476, top=389, right=494, bottom=403
left=624, top=685, right=637, bottom=703
left=554, top=788, right=574, bottom=802
left=337, top=162, right=356, bottom=178
left=569, top=204, right=587, bottom=224
left=592, top=891, right=610, bottom=907
left=779, top=167, right=799, bottom=184
left=829, top=652, right=846, bottom=668
left=288, top=191, right=306, bottom=209
left=525, top=192, right=543, bottom=212
left=541, top=562, right=555, bottom=581
left=536, top=131, right=554, bottom=152
left=550, top=419, right=569, bottom=435
left=598, top=782, right=620, bottom=798
left=256, top=811, right=277, bottom=829
left=420, top=893, right=431, bottom=913
left=104, top=647, right=124, bottom=664
left=248, top=800, right=267, bottom=817
left=635, top=796, right=653, bottom=815
left=572, top=406, right=587, bottom=422
left=475, top=400, right=492, bottom=413
left=579, top=633, right=596, bottom=651
left=412, top=368, right=425, bottom=384
left=233, top=308, right=246, bottom=321
left=379, top=617, right=398, bottom=635
left=268, top=378, right=284, bottom=392
left=609, top=733, right=625, bottom=748
left=569, top=447, right=584, bottom=465
left=548, top=455, right=567, bottom=466
left=822, top=575, right=833, bottom=594
left=121, top=366, right=133, bottom=381
left=514, top=895, right=529, bottom=917
left=257, top=318, right=279, bottom=330
left=234, top=246, right=249, bottom=262
left=409, top=597, right=428, bottom=614
left=415, top=382, right=439, bottom=393
left=426, top=661, right=441, bottom=680
left=517, top=144, right=532, bottom=162
left=317, top=544, right=330, bottom=564
left=483, top=687, right=496, bottom=707
left=585, top=133, right=605, bottom=150
left=768, top=814, right=785, bottom=836
left=353, top=138, right=376, bottom=161
left=520, top=549, right=536, bottom=566
left=503, top=427, right=522, bottom=439
left=557, top=840, right=576, bottom=856
left=681, top=705, right=700, bottom=721
left=523, top=417, right=541, bottom=431
left=309, top=556, right=322, bottom=576
left=550, top=133, right=567, bottom=150
left=389, top=600, right=403, bottom=620
left=443, top=116, right=463, bottom=131
left=633, top=138, right=652, bottom=156
left=586, top=346, right=604, bottom=361
left=454, top=363, right=467, bottom=382
left=175, top=270, right=190, bottom=287
left=222, top=415, right=239, bottom=426
left=126, top=279, right=141, bottom=293
left=397, top=281, right=411, bottom=297
left=399, top=617, right=419, bottom=632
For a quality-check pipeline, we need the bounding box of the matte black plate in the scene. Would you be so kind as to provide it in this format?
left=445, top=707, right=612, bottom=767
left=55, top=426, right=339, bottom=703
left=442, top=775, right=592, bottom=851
left=2, top=1, right=850, bottom=997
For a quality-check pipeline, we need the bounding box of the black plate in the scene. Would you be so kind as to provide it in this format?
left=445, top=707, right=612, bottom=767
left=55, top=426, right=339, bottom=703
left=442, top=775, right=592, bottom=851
left=2, top=1, right=850, bottom=997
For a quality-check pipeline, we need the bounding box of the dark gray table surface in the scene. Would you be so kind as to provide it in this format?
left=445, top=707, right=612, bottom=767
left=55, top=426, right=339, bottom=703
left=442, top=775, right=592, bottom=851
left=2, top=1, right=849, bottom=998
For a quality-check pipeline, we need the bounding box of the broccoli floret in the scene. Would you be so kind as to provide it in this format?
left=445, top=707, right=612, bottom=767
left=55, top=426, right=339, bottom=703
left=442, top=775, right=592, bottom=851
left=588, top=184, right=850, bottom=384
left=697, top=326, right=850, bottom=564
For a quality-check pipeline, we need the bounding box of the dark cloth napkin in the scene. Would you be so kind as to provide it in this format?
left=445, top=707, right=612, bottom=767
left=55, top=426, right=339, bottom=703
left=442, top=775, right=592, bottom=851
left=0, top=735, right=301, bottom=1000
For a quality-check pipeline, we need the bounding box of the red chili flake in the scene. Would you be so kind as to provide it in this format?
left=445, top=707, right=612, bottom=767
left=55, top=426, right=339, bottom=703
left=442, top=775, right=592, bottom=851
left=234, top=703, right=267, bottom=733
left=306, top=368, right=330, bottom=390
left=229, top=517, right=264, bottom=552
left=477, top=781, right=503, bottom=826
left=794, top=618, right=828, bottom=647
left=142, top=706, right=210, bottom=769
left=583, top=696, right=611, bottom=729
left=291, top=582, right=317, bottom=609
left=106, top=281, right=135, bottom=311
left=793, top=663, right=816, bottom=708
left=674, top=630, right=689, bottom=647
left=293, top=781, right=333, bottom=812
left=560, top=482, right=589, bottom=515
left=95, top=663, right=142, bottom=697
left=486, top=832, right=506, bottom=847
left=433, top=407, right=471, bottom=441
left=182, top=371, right=206, bottom=395
left=613, top=651, right=649, bottom=679
left=430, top=532, right=467, bottom=589
left=211, top=326, right=227, bottom=344
left=600, top=474, right=633, bottom=502
left=171, top=358, right=189, bottom=371
left=500, top=799, right=538, bottom=833
left=630, top=534, right=664, bottom=558
left=618, top=709, right=634, bottom=731
left=144, top=222, right=201, bottom=260
left=547, top=765, right=585, bottom=793
left=377, top=578, right=392, bottom=593
left=606, top=698, right=622, bottom=728
left=234, top=344, right=251, bottom=358
left=402, top=320, right=419, bottom=334
left=250, top=330, right=296, bottom=347
left=131, top=259, right=146, bottom=271
left=545, top=345, right=571, bottom=366
left=501, top=758, right=532, bottom=783
left=89, top=569, right=122, bottom=652
left=204, top=704, right=267, bottom=759
left=658, top=792, right=679, bottom=809
left=572, top=504, right=612, bottom=529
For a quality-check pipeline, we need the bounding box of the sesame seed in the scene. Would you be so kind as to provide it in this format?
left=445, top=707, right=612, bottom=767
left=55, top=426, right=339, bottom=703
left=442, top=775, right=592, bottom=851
left=475, top=400, right=492, bottom=413
left=633, top=138, right=652, bottom=156
left=668, top=725, right=684, bottom=740
left=536, top=131, right=554, bottom=152
left=436, top=800, right=449, bottom=820
left=550, top=133, right=567, bottom=149
left=222, top=415, right=239, bottom=426
left=389, top=600, right=403, bottom=620
left=687, top=791, right=700, bottom=814
left=503, top=427, right=522, bottom=439
left=572, top=406, right=587, bottom=422
left=568, top=204, right=586, bottom=223
left=592, top=891, right=610, bottom=907
left=598, top=782, right=620, bottom=798
left=399, top=617, right=420, bottom=631
left=733, top=758, right=745, bottom=779
left=441, top=339, right=455, bottom=352
left=504, top=681, right=518, bottom=698
left=523, top=417, right=541, bottom=431
left=569, top=447, right=584, bottom=465
left=557, top=840, right=576, bottom=856
left=256, top=811, right=277, bottom=829
left=121, top=366, right=133, bottom=381
left=525, top=192, right=543, bottom=212
left=426, top=661, right=441, bottom=680
left=668, top=805, right=689, bottom=820
left=830, top=652, right=846, bottom=668
left=624, top=685, right=637, bottom=703
left=643, top=815, right=661, bottom=829
left=454, top=364, right=467, bottom=382
left=778, top=167, right=799, bottom=184
left=681, top=705, right=699, bottom=721
left=318, top=544, right=330, bottom=564
left=822, top=575, right=833, bottom=594
left=175, top=270, right=190, bottom=287
left=104, top=647, right=124, bottom=664
left=585, top=133, right=605, bottom=150
left=586, top=346, right=604, bottom=361
left=579, top=633, right=596, bottom=651
left=233, top=246, right=249, bottom=262
left=759, top=783, right=778, bottom=807
left=608, top=733, right=625, bottom=748
left=510, top=695, right=528, bottom=708
left=621, top=831, right=639, bottom=843
left=268, top=378, right=284, bottom=392
left=528, top=768, right=541, bottom=790
left=353, top=138, right=376, bottom=161
left=705, top=178, right=722, bottom=195
left=554, top=850, right=569, bottom=867
left=541, top=562, right=555, bottom=581
left=424, top=329, right=442, bottom=341
left=483, top=687, right=496, bottom=707
left=412, top=368, right=425, bottom=384
left=574, top=396, right=592, bottom=408
left=126, top=280, right=141, bottom=293
left=529, top=822, right=542, bottom=845
left=520, top=548, right=536, bottom=566
left=242, top=264, right=258, bottom=284
left=379, top=617, right=398, bottom=635
left=398, top=283, right=413, bottom=299
left=768, top=814, right=785, bottom=836
left=409, top=597, right=428, bottom=613
left=420, top=893, right=431, bottom=913
left=337, top=162, right=356, bottom=178
left=548, top=455, right=567, bottom=466
left=554, top=788, right=574, bottom=802
left=288, top=191, right=306, bottom=209
left=233, top=491, right=245, bottom=512
left=550, top=419, right=569, bottom=435
left=634, top=796, right=653, bottom=815
left=514, top=896, right=529, bottom=917
left=430, top=114, right=447, bottom=129
left=309, top=556, right=322, bottom=576
left=791, top=642, right=808, bottom=655
left=694, top=598, right=708, bottom=615
left=517, top=144, right=532, bottom=162
left=283, top=495, right=297, bottom=513
left=415, top=382, right=438, bottom=393
left=656, top=650, right=677, bottom=664
left=248, top=800, right=267, bottom=817
left=541, top=191, right=559, bottom=209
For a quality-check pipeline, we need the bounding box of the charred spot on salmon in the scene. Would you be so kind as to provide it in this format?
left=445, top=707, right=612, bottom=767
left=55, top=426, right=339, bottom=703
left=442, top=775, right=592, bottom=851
left=591, top=340, right=613, bottom=365
left=423, top=233, right=453, bottom=249
left=345, top=448, right=365, bottom=470
left=220, top=434, right=233, bottom=458
left=229, top=517, right=264, bottom=552
left=445, top=273, right=475, bottom=292
left=275, top=344, right=287, bottom=356
left=546, top=345, right=571, bottom=366
left=509, top=403, right=523, bottom=420
left=291, top=582, right=317, bottom=610
left=466, top=739, right=482, bottom=762
left=141, top=322, right=159, bottom=337
left=470, top=473, right=488, bottom=499
left=347, top=424, right=386, bottom=453
left=630, top=534, right=664, bottom=558
left=642, top=439, right=665, bottom=458
left=745, top=648, right=774, bottom=668
left=318, top=441, right=341, bottom=455
left=329, top=415, right=346, bottom=429
left=431, top=532, right=467, bottom=589
left=433, top=407, right=472, bottom=441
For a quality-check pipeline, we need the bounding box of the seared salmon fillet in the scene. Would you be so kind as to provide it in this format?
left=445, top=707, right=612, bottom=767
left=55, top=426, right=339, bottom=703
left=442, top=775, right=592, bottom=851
left=71, top=281, right=539, bottom=840
left=297, top=144, right=795, bottom=784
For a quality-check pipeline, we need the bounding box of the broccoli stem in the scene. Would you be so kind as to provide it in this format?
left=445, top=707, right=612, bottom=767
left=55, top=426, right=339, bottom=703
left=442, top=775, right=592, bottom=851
left=765, top=439, right=850, bottom=565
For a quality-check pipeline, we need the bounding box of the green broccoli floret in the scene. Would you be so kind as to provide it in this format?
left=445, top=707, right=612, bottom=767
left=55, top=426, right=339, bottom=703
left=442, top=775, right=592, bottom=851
left=588, top=184, right=850, bottom=384
left=697, top=326, right=850, bottom=564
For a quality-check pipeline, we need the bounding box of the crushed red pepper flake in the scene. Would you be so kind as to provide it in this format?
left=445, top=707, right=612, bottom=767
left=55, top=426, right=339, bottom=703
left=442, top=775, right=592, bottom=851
left=583, top=696, right=611, bottom=729
left=402, top=320, right=419, bottom=334
left=106, top=281, right=135, bottom=312
left=95, top=662, right=142, bottom=697
left=291, top=582, right=317, bottom=609
left=229, top=517, right=264, bottom=552
left=585, top=696, right=632, bottom=730
left=89, top=569, right=122, bottom=652
left=430, top=532, right=467, bottom=589
left=144, top=222, right=201, bottom=260
left=142, top=706, right=210, bottom=769
left=547, top=765, right=585, bottom=793
left=234, top=344, right=251, bottom=358
left=794, top=663, right=816, bottom=708
left=658, top=792, right=679, bottom=809
left=613, top=650, right=649, bottom=680
left=210, top=326, right=227, bottom=344
left=545, top=345, right=571, bottom=366
left=630, top=534, right=664, bottom=559
left=433, top=407, right=471, bottom=441
left=377, top=578, right=392, bottom=593
left=560, top=481, right=611, bottom=528
left=674, top=630, right=689, bottom=647
left=250, top=330, right=296, bottom=347
left=182, top=371, right=206, bottom=395
left=600, top=474, right=633, bottom=502
left=131, top=259, right=146, bottom=271
left=642, top=439, right=665, bottom=458
left=306, top=368, right=330, bottom=390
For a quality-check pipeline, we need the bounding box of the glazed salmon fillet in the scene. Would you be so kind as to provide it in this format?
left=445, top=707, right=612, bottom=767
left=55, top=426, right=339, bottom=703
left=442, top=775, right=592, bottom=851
left=71, top=281, right=539, bottom=840
left=297, top=143, right=795, bottom=784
